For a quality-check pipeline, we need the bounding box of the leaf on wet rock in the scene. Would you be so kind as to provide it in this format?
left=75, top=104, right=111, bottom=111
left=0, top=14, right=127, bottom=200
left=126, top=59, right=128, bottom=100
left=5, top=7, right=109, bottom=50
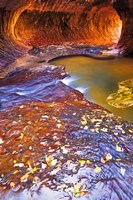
left=13, top=170, right=19, bottom=175
left=19, top=133, right=24, bottom=139
left=56, top=123, right=62, bottom=128
left=121, top=167, right=126, bottom=176
left=14, top=163, right=24, bottom=168
left=33, top=176, right=41, bottom=184
left=0, top=138, right=4, bottom=144
left=116, top=144, right=124, bottom=152
left=81, top=120, right=87, bottom=125
left=41, top=115, right=49, bottom=119
left=101, top=157, right=106, bottom=164
left=61, top=146, right=68, bottom=154
left=21, top=173, right=29, bottom=182
left=50, top=167, right=61, bottom=175
left=78, top=160, right=86, bottom=166
left=129, top=128, right=133, bottom=133
left=10, top=182, right=15, bottom=188
left=105, top=153, right=112, bottom=161
left=46, top=155, right=57, bottom=167
left=101, top=153, right=112, bottom=163
left=94, top=166, right=101, bottom=173
left=116, top=158, right=121, bottom=162
left=20, top=105, right=24, bottom=109
left=73, top=182, right=87, bottom=197
left=86, top=160, right=91, bottom=165
left=29, top=167, right=38, bottom=174
left=29, top=146, right=32, bottom=150
left=41, top=163, right=47, bottom=169
left=27, top=121, right=32, bottom=125
left=12, top=151, right=17, bottom=154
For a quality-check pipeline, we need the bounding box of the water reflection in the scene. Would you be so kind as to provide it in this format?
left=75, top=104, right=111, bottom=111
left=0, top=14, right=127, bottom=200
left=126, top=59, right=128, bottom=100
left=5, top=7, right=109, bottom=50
left=51, top=56, right=133, bottom=122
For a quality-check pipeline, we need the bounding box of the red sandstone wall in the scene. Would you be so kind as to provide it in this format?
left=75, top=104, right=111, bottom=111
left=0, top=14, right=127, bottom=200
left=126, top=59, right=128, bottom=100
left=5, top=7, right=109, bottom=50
left=0, top=0, right=133, bottom=56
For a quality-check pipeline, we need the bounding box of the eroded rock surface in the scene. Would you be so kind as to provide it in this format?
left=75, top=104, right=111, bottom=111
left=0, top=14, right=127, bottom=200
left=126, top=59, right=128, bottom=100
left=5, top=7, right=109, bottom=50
left=0, top=0, right=133, bottom=66
left=0, top=66, right=133, bottom=200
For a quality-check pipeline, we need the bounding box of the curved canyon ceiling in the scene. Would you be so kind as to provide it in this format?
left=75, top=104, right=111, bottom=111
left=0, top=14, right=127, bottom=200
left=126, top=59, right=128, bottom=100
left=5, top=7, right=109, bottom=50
left=0, top=0, right=133, bottom=66
left=13, top=4, right=122, bottom=47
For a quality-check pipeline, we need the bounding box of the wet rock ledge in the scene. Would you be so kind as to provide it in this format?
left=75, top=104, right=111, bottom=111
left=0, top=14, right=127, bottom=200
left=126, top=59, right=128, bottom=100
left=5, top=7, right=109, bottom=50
left=0, top=66, right=133, bottom=200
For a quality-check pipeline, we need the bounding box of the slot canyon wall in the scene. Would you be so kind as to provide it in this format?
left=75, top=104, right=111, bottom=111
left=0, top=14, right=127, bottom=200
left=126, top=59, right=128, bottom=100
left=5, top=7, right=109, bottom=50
left=0, top=0, right=133, bottom=66
left=0, top=1, right=133, bottom=200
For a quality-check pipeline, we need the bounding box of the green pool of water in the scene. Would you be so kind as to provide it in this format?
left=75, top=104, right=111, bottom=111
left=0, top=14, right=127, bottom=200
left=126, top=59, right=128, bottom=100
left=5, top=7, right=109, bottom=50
left=51, top=56, right=133, bottom=122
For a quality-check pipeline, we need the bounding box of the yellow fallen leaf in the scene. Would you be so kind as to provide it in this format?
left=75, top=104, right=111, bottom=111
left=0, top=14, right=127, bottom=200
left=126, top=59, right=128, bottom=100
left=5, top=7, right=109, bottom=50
left=86, top=160, right=91, bottom=165
left=106, top=153, right=112, bottom=161
left=13, top=170, right=19, bottom=175
left=19, top=132, right=24, bottom=138
left=29, top=167, right=38, bottom=174
left=46, top=155, right=57, bottom=167
left=116, top=158, right=121, bottom=161
left=21, top=173, right=29, bottom=182
left=78, top=160, right=85, bottom=166
left=33, top=176, right=40, bottom=184
left=12, top=151, right=17, bottom=154
left=81, top=120, right=87, bottom=125
left=27, top=160, right=31, bottom=168
left=27, top=121, right=32, bottom=125
left=10, top=182, right=15, bottom=188
left=116, top=144, right=123, bottom=152
left=94, top=167, right=101, bottom=173
left=101, top=128, right=108, bottom=132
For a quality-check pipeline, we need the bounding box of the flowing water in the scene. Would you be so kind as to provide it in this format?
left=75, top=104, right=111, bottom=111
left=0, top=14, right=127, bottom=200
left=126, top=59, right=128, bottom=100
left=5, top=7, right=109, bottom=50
left=51, top=56, right=133, bottom=122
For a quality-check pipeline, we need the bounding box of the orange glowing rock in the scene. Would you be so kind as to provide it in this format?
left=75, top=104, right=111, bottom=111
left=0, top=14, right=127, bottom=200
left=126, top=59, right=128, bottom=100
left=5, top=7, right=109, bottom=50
left=7, top=1, right=122, bottom=48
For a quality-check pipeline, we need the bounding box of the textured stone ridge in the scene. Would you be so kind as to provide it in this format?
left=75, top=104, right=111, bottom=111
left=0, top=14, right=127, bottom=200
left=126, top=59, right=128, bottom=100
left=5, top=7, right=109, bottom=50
left=0, top=65, right=133, bottom=200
